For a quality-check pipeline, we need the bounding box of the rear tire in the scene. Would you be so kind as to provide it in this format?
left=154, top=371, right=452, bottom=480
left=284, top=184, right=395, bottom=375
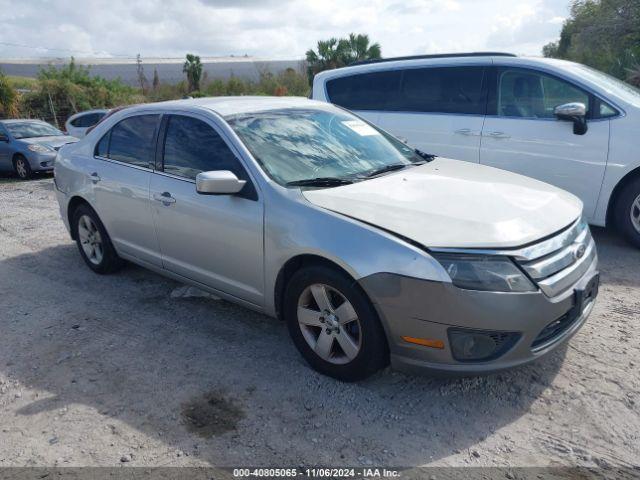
left=614, top=177, right=640, bottom=248
left=71, top=204, right=124, bottom=274
left=13, top=155, right=32, bottom=180
left=284, top=265, right=388, bottom=382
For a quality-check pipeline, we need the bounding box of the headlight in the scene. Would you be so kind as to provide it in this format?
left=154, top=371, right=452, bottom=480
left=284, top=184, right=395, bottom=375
left=432, top=253, right=535, bottom=292
left=27, top=144, right=52, bottom=153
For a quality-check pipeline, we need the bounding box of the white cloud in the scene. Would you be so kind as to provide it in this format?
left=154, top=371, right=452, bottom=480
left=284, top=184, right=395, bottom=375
left=0, top=0, right=568, bottom=59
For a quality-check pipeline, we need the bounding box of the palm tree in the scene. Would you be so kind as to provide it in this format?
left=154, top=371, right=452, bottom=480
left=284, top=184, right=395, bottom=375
left=183, top=54, right=203, bottom=92
left=306, top=33, right=382, bottom=83
left=340, top=33, right=382, bottom=64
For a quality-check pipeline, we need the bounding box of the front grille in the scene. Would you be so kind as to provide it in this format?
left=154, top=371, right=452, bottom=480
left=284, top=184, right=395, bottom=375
left=513, top=219, right=595, bottom=297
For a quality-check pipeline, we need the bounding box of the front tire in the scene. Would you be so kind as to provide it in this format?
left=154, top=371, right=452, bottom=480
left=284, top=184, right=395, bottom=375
left=14, top=155, right=32, bottom=180
left=614, top=178, right=640, bottom=248
left=72, top=204, right=124, bottom=274
left=284, top=265, right=388, bottom=381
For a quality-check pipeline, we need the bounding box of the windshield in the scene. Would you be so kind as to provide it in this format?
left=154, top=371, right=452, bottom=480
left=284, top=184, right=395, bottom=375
left=227, top=108, right=426, bottom=186
left=5, top=121, right=64, bottom=139
left=572, top=64, right=640, bottom=108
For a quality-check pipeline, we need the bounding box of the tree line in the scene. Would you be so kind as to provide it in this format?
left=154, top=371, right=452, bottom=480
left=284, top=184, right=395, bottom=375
left=0, top=32, right=382, bottom=123
left=543, top=0, right=640, bottom=86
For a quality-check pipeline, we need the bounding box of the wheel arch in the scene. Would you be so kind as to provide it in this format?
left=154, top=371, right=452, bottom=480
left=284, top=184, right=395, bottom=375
left=606, top=165, right=640, bottom=227
left=66, top=196, right=94, bottom=240
left=273, top=254, right=363, bottom=322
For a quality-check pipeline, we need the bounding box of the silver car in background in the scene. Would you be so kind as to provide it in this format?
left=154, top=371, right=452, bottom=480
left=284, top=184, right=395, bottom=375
left=0, top=119, right=78, bottom=179
left=53, top=97, right=598, bottom=381
left=65, top=109, right=109, bottom=138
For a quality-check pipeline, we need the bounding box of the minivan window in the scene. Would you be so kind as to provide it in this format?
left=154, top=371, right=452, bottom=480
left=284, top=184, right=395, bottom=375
left=106, top=114, right=159, bottom=168
left=162, top=115, right=244, bottom=180
left=326, top=66, right=486, bottom=115
left=326, top=71, right=402, bottom=111
left=497, top=69, right=589, bottom=119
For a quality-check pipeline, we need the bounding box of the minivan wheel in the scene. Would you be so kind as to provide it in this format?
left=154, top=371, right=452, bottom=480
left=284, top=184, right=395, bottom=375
left=284, top=265, right=388, bottom=381
left=72, top=204, right=124, bottom=274
left=614, top=178, right=640, bottom=248
left=14, top=155, right=32, bottom=180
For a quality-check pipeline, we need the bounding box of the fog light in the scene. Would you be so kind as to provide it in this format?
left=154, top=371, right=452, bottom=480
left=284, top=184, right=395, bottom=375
left=448, top=328, right=519, bottom=362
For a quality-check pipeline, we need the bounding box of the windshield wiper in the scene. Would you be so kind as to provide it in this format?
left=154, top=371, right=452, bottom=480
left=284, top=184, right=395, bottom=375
left=364, top=163, right=411, bottom=178
left=286, top=177, right=354, bottom=187
left=415, top=149, right=436, bottom=161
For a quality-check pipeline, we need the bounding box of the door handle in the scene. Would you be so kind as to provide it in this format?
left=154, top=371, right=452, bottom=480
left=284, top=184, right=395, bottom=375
left=454, top=128, right=481, bottom=137
left=153, top=192, right=176, bottom=205
left=486, top=131, right=511, bottom=139
left=90, top=172, right=101, bottom=183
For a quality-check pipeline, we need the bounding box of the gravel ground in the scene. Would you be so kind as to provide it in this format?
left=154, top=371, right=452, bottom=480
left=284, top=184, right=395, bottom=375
left=0, top=176, right=638, bottom=471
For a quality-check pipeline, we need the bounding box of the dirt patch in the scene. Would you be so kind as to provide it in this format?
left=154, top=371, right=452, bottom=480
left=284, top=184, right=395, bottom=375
left=182, top=391, right=245, bottom=438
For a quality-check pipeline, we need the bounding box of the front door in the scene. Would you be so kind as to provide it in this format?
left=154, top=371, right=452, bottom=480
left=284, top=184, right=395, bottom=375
left=0, top=125, right=12, bottom=171
left=480, top=68, right=610, bottom=220
left=150, top=114, right=264, bottom=306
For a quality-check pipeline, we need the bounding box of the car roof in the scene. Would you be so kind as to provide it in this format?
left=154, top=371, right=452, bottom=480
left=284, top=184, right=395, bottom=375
left=127, top=96, right=330, bottom=117
left=0, top=119, right=50, bottom=124
left=313, top=55, right=582, bottom=82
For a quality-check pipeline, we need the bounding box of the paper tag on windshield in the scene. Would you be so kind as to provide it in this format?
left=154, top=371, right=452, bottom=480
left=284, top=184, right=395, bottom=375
left=341, top=120, right=380, bottom=136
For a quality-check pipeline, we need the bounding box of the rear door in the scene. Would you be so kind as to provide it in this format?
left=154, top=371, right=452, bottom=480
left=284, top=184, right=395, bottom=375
left=150, top=113, right=264, bottom=305
left=325, top=65, right=487, bottom=163
left=90, top=114, right=161, bottom=266
left=480, top=67, right=611, bottom=219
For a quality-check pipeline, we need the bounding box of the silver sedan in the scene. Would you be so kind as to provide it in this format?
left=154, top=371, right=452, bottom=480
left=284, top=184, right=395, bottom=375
left=53, top=97, right=598, bottom=381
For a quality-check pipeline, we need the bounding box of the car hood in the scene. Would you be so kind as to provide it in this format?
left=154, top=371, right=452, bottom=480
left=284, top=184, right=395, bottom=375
left=20, top=136, right=79, bottom=149
left=302, top=158, right=583, bottom=249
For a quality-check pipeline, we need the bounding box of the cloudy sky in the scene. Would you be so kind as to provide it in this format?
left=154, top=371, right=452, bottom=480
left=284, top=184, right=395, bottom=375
left=0, top=0, right=568, bottom=59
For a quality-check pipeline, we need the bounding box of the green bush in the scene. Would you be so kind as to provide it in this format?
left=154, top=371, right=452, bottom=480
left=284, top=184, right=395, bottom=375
left=9, top=58, right=310, bottom=125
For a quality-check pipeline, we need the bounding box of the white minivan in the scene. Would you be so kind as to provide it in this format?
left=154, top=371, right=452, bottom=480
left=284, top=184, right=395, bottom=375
left=312, top=53, right=640, bottom=247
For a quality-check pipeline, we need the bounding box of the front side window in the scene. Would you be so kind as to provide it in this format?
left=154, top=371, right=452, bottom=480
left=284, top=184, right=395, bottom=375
left=227, top=107, right=425, bottom=186
left=105, top=114, right=159, bottom=168
left=497, top=69, right=590, bottom=119
left=5, top=121, right=64, bottom=139
left=162, top=115, right=244, bottom=180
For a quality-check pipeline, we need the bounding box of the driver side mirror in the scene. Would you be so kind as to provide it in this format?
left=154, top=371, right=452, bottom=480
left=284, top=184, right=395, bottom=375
left=0, top=133, right=8, bottom=142
left=554, top=102, right=588, bottom=135
left=196, top=170, right=246, bottom=195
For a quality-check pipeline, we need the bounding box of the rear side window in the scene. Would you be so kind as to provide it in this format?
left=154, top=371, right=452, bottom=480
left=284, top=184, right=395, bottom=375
left=71, top=112, right=105, bottom=128
left=326, top=66, right=486, bottom=115
left=162, top=115, right=245, bottom=180
left=98, top=114, right=159, bottom=168
left=95, top=132, right=109, bottom=157
left=326, top=71, right=402, bottom=110
left=398, top=66, right=485, bottom=114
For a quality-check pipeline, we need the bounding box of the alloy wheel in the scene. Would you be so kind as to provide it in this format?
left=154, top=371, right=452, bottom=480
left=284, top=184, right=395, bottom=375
left=631, top=193, right=640, bottom=235
left=77, top=215, right=104, bottom=265
left=297, top=283, right=362, bottom=365
left=15, top=158, right=28, bottom=179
